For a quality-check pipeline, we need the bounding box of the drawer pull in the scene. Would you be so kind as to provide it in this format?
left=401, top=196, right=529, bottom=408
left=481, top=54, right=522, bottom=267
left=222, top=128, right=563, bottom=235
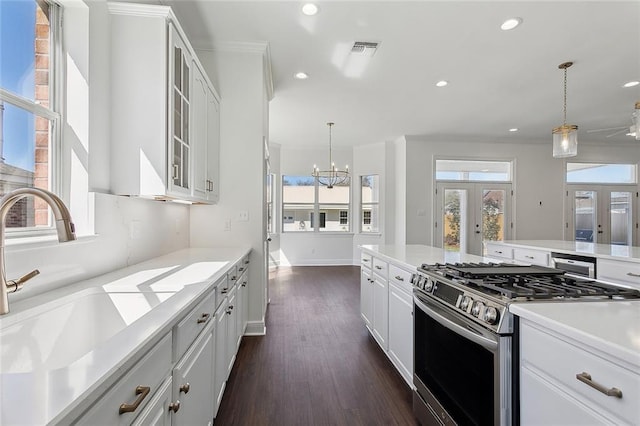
left=179, top=383, right=190, bottom=394
left=576, top=372, right=623, bottom=398
left=626, top=272, right=640, bottom=278
left=119, top=385, right=150, bottom=414
left=242, top=281, right=247, bottom=287
left=244, top=260, right=249, bottom=264
left=239, top=267, right=245, bottom=272
left=231, top=275, right=237, bottom=281
left=375, top=265, right=383, bottom=270
left=168, top=401, right=181, bottom=413
left=395, top=275, right=404, bottom=281
left=525, top=255, right=534, bottom=259
left=221, top=287, right=228, bottom=294
left=495, top=250, right=503, bottom=254
left=197, top=313, right=210, bottom=324
left=362, top=258, right=369, bottom=262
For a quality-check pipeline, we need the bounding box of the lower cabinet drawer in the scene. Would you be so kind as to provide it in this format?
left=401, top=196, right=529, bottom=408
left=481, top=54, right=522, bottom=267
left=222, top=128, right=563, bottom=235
left=389, top=264, right=412, bottom=293
left=485, top=243, right=513, bottom=260
left=75, top=333, right=172, bottom=425
left=174, top=291, right=216, bottom=362
left=513, top=248, right=549, bottom=266
left=520, top=322, right=639, bottom=424
left=598, top=258, right=640, bottom=288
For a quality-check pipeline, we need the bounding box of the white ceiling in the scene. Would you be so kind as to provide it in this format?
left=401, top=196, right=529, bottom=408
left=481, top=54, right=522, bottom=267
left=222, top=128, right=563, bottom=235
left=160, top=1, right=640, bottom=149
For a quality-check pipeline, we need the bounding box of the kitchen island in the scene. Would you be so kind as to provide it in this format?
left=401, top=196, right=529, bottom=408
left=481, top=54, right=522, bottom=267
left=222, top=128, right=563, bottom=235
left=0, top=247, right=251, bottom=425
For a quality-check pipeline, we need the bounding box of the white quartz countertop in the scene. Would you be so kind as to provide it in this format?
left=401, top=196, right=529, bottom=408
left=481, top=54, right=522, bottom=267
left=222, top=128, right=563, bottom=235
left=510, top=301, right=640, bottom=368
left=0, top=247, right=250, bottom=425
left=494, top=240, right=640, bottom=263
left=359, top=244, right=495, bottom=270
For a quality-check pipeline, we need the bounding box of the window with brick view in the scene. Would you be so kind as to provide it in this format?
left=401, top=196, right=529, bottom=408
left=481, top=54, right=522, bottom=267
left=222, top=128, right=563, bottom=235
left=0, top=0, right=56, bottom=231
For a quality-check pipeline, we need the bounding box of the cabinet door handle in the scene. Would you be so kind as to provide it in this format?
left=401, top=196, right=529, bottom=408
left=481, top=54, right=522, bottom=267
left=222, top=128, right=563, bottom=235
left=221, top=287, right=228, bottom=294
left=244, top=260, right=250, bottom=264
left=231, top=276, right=237, bottom=281
left=168, top=401, right=181, bottom=413
left=239, top=267, right=245, bottom=272
left=626, top=272, right=640, bottom=278
left=395, top=275, right=404, bottom=281
left=575, top=372, right=623, bottom=398
left=179, top=383, right=190, bottom=394
left=119, top=386, right=151, bottom=414
left=242, top=281, right=247, bottom=287
left=197, top=313, right=210, bottom=324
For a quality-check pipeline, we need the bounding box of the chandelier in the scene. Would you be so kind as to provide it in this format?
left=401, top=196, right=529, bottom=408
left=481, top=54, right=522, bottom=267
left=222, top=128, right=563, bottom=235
left=552, top=61, right=578, bottom=158
left=312, top=122, right=349, bottom=188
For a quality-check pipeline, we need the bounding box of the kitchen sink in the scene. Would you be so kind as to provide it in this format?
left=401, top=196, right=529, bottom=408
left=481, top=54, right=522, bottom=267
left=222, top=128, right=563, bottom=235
left=0, top=287, right=177, bottom=373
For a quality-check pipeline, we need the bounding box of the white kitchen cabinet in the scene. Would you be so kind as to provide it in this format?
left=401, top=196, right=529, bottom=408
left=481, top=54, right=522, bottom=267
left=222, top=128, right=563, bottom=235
left=388, top=280, right=413, bottom=387
left=171, top=322, right=215, bottom=426
left=519, top=320, right=639, bottom=425
left=213, top=301, right=228, bottom=417
left=131, top=377, right=173, bottom=426
left=75, top=333, right=173, bottom=425
left=597, top=258, right=640, bottom=289
left=372, top=272, right=389, bottom=350
left=360, top=267, right=373, bottom=329
left=108, top=2, right=219, bottom=203
left=513, top=247, right=550, bottom=266
left=192, top=63, right=221, bottom=203
left=226, top=284, right=238, bottom=376
left=484, top=242, right=513, bottom=261
left=236, top=257, right=249, bottom=339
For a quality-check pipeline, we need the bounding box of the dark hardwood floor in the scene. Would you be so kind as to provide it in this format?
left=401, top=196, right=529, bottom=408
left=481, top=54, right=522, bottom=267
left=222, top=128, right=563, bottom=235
left=215, top=266, right=417, bottom=425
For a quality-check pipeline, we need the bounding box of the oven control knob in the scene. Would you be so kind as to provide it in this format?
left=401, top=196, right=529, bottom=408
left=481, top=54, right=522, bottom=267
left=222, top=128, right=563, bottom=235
left=424, top=278, right=434, bottom=292
left=483, top=307, right=499, bottom=325
left=471, top=301, right=484, bottom=317
left=460, top=296, right=473, bottom=312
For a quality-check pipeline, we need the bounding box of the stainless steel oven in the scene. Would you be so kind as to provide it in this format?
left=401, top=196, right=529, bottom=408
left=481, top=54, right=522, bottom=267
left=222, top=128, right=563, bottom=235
left=413, top=289, right=514, bottom=426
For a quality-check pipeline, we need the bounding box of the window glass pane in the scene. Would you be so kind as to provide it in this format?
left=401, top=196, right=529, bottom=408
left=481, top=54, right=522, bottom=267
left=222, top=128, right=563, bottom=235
left=318, top=178, right=349, bottom=203
left=361, top=175, right=379, bottom=233
left=283, top=175, right=314, bottom=232
left=482, top=190, right=505, bottom=243
left=1, top=1, right=55, bottom=232
left=1, top=0, right=43, bottom=102
left=574, top=191, right=596, bottom=242
left=567, top=163, right=637, bottom=184
left=436, top=160, right=511, bottom=182
left=444, top=189, right=467, bottom=252
left=319, top=205, right=349, bottom=232
left=610, top=192, right=632, bottom=246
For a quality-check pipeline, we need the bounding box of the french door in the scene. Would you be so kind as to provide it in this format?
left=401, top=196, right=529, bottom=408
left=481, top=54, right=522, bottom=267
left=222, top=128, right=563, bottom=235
left=566, top=185, right=638, bottom=245
left=435, top=183, right=513, bottom=256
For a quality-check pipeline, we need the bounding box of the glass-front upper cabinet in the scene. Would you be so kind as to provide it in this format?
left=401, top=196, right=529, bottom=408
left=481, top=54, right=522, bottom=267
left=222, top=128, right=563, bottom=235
left=170, top=24, right=191, bottom=194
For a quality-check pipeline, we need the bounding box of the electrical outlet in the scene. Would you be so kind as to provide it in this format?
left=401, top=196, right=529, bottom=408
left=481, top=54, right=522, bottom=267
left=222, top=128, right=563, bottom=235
left=238, top=211, right=249, bottom=221
left=224, top=219, right=231, bottom=231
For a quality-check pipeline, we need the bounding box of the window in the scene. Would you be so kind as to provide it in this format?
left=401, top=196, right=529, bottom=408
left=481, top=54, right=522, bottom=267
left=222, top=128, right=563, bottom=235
left=282, top=175, right=350, bottom=232
left=0, top=0, right=61, bottom=233
left=339, top=210, right=348, bottom=225
left=436, top=160, right=512, bottom=182
left=567, top=163, right=637, bottom=184
left=361, top=175, right=379, bottom=232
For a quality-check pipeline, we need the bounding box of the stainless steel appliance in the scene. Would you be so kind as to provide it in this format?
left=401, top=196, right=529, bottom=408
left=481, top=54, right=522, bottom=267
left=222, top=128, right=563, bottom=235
left=411, top=262, right=640, bottom=426
left=550, top=251, right=597, bottom=278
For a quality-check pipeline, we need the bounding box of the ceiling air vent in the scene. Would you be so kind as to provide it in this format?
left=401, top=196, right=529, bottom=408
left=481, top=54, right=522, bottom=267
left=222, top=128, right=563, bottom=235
left=350, top=41, right=380, bottom=57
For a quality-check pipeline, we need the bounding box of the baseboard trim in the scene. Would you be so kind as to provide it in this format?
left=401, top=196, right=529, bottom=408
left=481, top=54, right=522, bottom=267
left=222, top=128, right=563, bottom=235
left=245, top=321, right=266, bottom=335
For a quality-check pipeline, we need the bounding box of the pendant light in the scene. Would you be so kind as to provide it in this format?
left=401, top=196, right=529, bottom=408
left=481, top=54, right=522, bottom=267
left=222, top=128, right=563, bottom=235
left=312, top=122, right=349, bottom=188
left=633, top=101, right=640, bottom=140
left=552, top=61, right=578, bottom=158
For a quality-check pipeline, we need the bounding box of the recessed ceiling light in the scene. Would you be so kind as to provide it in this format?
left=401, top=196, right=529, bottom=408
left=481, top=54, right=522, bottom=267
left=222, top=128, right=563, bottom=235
left=501, top=17, right=523, bottom=31
left=623, top=80, right=639, bottom=88
left=294, top=72, right=309, bottom=80
left=509, top=128, right=519, bottom=132
left=301, top=3, right=318, bottom=16
left=436, top=80, right=448, bottom=87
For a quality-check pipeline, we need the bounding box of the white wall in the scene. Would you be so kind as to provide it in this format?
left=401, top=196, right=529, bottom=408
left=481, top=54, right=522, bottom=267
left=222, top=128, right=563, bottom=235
left=7, top=0, right=191, bottom=303
left=190, top=47, right=268, bottom=334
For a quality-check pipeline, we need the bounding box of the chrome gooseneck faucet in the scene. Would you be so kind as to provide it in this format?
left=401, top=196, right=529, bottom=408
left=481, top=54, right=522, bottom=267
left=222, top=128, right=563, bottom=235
left=0, top=188, right=76, bottom=315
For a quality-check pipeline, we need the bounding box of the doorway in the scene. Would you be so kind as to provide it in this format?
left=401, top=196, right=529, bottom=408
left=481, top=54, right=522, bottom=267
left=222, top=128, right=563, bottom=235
left=566, top=185, right=638, bottom=245
left=435, top=183, right=513, bottom=256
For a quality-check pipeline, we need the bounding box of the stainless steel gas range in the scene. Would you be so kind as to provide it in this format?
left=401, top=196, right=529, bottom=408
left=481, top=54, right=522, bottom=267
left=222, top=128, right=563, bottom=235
left=411, top=262, right=640, bottom=426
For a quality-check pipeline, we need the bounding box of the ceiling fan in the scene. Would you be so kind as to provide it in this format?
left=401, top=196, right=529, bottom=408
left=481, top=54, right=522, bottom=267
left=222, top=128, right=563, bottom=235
left=585, top=125, right=635, bottom=138
left=586, top=102, right=639, bottom=139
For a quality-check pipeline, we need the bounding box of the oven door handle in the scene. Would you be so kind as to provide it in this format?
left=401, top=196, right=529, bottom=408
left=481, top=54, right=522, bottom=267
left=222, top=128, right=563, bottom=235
left=414, top=294, right=498, bottom=351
